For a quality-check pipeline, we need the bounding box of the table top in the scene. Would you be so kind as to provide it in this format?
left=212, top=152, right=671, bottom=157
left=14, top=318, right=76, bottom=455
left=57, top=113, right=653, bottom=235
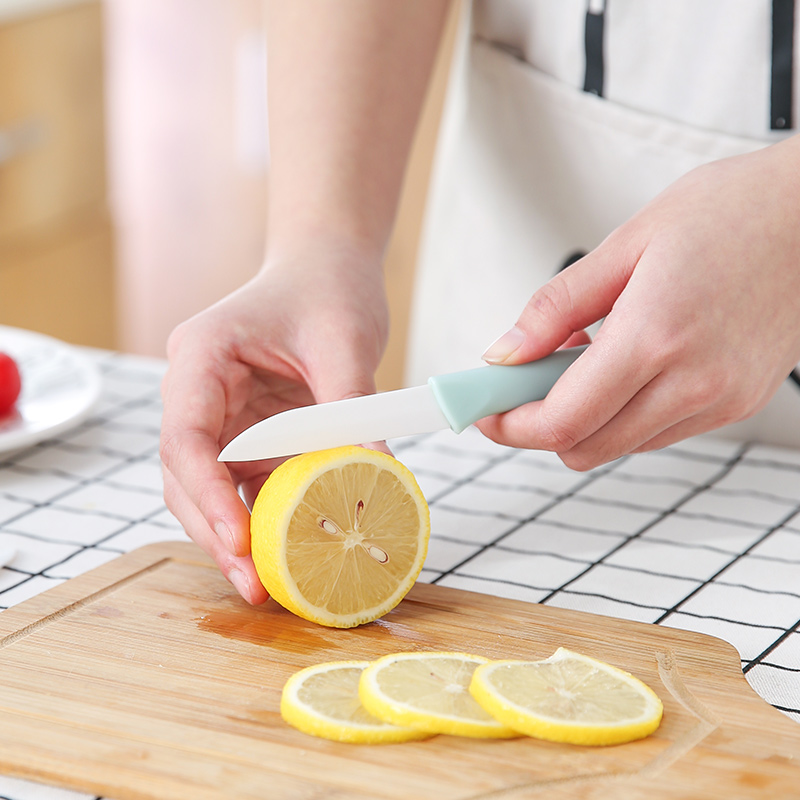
left=1, top=350, right=799, bottom=799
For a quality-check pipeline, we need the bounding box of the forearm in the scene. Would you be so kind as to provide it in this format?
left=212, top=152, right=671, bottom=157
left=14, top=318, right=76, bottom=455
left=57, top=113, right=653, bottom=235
left=264, top=0, right=450, bottom=260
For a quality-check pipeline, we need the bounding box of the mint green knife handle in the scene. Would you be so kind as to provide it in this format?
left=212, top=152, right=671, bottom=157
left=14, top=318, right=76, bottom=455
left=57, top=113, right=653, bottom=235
left=427, top=345, right=588, bottom=434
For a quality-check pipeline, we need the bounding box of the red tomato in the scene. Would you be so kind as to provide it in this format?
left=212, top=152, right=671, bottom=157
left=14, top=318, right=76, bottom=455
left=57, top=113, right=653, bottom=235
left=0, top=352, right=22, bottom=416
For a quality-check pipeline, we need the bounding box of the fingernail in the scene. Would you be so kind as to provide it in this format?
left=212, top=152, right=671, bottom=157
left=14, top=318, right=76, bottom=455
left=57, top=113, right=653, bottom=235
left=215, top=520, right=237, bottom=554
left=482, top=326, right=525, bottom=363
left=228, top=568, right=251, bottom=601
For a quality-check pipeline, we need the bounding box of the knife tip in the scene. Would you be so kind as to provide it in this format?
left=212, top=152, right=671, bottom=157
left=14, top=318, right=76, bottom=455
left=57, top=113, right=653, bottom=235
left=217, top=445, right=235, bottom=462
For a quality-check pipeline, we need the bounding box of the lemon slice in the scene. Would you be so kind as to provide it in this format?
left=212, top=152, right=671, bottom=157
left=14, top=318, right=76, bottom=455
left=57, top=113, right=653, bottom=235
left=281, top=661, right=431, bottom=743
left=250, top=445, right=430, bottom=628
left=358, top=652, right=519, bottom=738
left=469, top=647, right=664, bottom=746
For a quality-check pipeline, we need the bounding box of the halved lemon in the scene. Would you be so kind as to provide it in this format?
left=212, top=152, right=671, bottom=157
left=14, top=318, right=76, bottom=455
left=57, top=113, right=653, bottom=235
left=281, top=661, right=431, bottom=743
left=469, top=647, right=664, bottom=746
left=250, top=445, right=430, bottom=628
left=358, top=652, right=519, bottom=738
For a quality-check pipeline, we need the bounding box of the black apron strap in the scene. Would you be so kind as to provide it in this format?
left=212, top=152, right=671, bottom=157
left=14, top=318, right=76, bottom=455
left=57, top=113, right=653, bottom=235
left=583, top=0, right=606, bottom=97
left=772, top=0, right=799, bottom=383
left=771, top=0, right=795, bottom=129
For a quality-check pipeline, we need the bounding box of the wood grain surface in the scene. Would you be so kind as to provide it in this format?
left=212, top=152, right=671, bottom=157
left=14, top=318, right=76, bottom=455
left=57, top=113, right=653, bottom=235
left=0, top=541, right=797, bottom=799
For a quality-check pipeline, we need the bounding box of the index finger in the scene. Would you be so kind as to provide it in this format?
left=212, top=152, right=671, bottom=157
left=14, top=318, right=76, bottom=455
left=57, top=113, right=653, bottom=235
left=160, top=357, right=252, bottom=557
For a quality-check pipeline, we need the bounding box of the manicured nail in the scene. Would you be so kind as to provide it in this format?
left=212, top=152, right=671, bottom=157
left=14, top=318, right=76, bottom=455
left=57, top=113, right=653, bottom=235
left=482, top=326, right=525, bottom=364
left=215, top=520, right=237, bottom=554
left=228, top=568, right=251, bottom=600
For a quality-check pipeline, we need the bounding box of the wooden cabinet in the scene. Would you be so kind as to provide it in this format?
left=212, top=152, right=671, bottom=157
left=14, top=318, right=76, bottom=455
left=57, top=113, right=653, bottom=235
left=0, top=1, right=115, bottom=348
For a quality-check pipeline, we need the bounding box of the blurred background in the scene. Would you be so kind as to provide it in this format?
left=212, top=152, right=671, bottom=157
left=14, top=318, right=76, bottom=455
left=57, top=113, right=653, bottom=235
left=0, top=0, right=459, bottom=391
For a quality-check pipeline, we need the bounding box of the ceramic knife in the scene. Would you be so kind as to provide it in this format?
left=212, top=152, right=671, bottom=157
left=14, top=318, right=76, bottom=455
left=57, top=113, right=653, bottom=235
left=218, top=345, right=587, bottom=462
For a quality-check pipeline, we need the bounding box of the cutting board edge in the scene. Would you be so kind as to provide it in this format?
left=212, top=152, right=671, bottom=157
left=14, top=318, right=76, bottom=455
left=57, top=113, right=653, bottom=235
left=2, top=540, right=745, bottom=673
left=0, top=541, right=206, bottom=641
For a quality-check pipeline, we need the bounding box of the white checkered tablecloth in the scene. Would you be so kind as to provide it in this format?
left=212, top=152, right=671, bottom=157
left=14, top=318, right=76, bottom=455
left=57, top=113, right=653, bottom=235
left=1, top=350, right=800, bottom=799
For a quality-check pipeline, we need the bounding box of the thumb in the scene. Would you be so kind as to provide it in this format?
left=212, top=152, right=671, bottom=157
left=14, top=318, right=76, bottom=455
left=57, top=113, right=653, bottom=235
left=305, top=332, right=380, bottom=407
left=482, top=236, right=641, bottom=365
left=310, top=362, right=378, bottom=407
left=305, top=333, right=394, bottom=454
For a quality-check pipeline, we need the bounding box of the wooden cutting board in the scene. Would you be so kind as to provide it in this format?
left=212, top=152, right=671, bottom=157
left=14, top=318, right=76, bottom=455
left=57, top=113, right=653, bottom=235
left=0, top=541, right=798, bottom=800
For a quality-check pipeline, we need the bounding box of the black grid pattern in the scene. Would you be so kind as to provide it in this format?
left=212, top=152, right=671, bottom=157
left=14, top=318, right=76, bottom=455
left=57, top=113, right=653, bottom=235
left=1, top=351, right=800, bottom=799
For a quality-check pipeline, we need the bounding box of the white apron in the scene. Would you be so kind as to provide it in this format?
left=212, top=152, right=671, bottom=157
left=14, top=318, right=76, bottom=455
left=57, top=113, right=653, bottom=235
left=407, top=0, right=800, bottom=447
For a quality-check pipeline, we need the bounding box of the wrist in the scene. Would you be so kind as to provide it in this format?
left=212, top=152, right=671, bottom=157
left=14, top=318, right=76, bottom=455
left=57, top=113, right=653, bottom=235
left=261, top=227, right=387, bottom=277
left=265, top=197, right=393, bottom=259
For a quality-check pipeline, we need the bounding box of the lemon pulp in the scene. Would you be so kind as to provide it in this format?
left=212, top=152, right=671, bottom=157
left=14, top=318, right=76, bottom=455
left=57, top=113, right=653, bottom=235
left=251, top=446, right=430, bottom=628
left=281, top=660, right=430, bottom=743
left=359, top=652, right=518, bottom=738
left=469, top=648, right=664, bottom=746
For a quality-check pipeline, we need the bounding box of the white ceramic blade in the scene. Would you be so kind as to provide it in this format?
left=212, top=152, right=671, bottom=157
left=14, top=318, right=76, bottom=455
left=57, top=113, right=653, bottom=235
left=218, top=384, right=450, bottom=461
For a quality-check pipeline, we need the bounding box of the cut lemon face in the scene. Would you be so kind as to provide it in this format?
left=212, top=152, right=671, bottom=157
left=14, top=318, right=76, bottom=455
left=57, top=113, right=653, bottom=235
left=358, top=652, right=519, bottom=738
left=469, top=647, right=664, bottom=746
left=281, top=661, right=431, bottom=744
left=250, top=445, right=430, bottom=628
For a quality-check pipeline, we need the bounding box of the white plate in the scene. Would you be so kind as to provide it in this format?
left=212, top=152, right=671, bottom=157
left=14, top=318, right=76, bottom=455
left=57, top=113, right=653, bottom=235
left=0, top=325, right=102, bottom=455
